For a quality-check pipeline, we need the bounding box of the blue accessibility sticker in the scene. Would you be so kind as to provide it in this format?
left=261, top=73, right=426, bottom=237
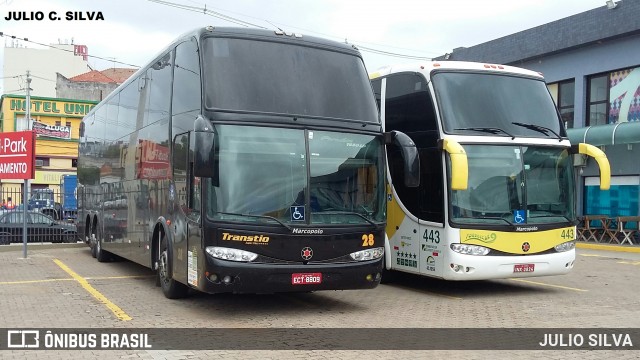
left=513, top=210, right=526, bottom=224
left=291, top=206, right=305, bottom=222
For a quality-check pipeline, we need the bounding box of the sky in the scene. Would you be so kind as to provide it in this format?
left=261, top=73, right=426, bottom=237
left=0, top=0, right=613, bottom=92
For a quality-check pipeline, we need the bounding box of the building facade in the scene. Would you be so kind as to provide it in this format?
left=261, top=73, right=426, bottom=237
left=3, top=42, right=90, bottom=97
left=435, top=0, right=640, bottom=218
left=0, top=94, right=97, bottom=202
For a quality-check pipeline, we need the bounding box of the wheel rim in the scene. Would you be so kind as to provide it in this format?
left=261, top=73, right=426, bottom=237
left=159, top=249, right=169, bottom=284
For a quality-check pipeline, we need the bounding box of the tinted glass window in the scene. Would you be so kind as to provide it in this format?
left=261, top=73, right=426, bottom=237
left=202, top=37, right=378, bottom=122
left=172, top=38, right=202, bottom=136
left=147, top=52, right=173, bottom=126
left=385, top=73, right=437, bottom=133
left=434, top=72, right=562, bottom=138
left=118, top=82, right=140, bottom=137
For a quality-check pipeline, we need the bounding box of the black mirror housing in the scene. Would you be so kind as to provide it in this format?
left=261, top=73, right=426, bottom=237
left=193, top=115, right=216, bottom=178
left=385, top=130, right=420, bottom=187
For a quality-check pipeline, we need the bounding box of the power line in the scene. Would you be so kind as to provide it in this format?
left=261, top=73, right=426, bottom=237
left=0, top=32, right=141, bottom=68
left=151, top=0, right=434, bottom=61
left=146, top=0, right=268, bottom=29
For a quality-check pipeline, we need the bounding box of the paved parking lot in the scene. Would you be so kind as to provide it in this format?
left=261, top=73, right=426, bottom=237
left=0, top=243, right=639, bottom=359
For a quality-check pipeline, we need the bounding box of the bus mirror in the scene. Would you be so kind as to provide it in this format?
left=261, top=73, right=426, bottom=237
left=572, top=143, right=610, bottom=190
left=439, top=138, right=468, bottom=191
left=193, top=115, right=216, bottom=178
left=79, top=121, right=85, bottom=137
left=385, top=131, right=420, bottom=187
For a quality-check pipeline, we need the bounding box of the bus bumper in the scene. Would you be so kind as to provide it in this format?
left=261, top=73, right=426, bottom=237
left=199, top=256, right=383, bottom=294
left=442, top=249, right=576, bottom=280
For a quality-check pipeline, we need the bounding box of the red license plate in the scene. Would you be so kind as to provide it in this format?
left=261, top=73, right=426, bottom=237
left=291, top=273, right=322, bottom=285
left=513, top=264, right=535, bottom=273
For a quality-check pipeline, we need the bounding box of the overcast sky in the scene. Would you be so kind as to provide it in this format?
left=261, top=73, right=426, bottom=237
left=1, top=0, right=612, bottom=89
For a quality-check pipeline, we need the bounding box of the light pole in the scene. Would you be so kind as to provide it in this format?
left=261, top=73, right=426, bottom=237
left=22, top=70, right=32, bottom=259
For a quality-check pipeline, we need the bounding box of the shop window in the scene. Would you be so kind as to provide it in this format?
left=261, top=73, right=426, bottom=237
left=587, top=74, right=609, bottom=126
left=557, top=80, right=575, bottom=129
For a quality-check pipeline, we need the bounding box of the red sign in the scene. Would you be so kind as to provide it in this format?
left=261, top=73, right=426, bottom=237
left=136, top=140, right=170, bottom=179
left=0, top=131, right=36, bottom=180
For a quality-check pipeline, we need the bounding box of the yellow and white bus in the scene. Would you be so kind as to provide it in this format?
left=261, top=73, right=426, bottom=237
left=371, top=61, right=610, bottom=280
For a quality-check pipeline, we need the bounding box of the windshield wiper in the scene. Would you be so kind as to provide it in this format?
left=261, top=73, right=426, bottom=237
left=455, top=127, right=515, bottom=139
left=316, top=211, right=377, bottom=226
left=216, top=212, right=292, bottom=230
left=527, top=214, right=572, bottom=223
left=512, top=122, right=562, bottom=141
left=462, top=216, right=513, bottom=225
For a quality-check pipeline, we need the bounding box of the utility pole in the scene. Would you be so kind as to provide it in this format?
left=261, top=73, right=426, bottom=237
left=22, top=70, right=32, bottom=259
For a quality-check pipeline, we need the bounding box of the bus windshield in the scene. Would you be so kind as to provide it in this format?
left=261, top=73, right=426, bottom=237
left=433, top=72, right=563, bottom=138
left=450, top=145, right=575, bottom=225
left=206, top=125, right=385, bottom=225
left=202, top=37, right=378, bottom=122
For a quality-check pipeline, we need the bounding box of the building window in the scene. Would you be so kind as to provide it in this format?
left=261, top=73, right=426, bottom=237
left=16, top=115, right=30, bottom=131
left=35, top=157, right=50, bottom=167
left=66, top=121, right=71, bottom=128
left=557, top=80, right=575, bottom=129
left=587, top=74, right=609, bottom=126
left=72, top=158, right=78, bottom=168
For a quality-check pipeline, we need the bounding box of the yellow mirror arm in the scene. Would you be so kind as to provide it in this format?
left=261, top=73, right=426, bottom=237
left=441, top=139, right=468, bottom=190
left=579, top=143, right=610, bottom=190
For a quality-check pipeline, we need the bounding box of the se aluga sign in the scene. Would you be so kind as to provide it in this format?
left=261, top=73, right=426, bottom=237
left=0, top=131, right=36, bottom=180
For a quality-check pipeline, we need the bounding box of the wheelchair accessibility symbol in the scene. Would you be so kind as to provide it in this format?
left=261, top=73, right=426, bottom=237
left=513, top=210, right=526, bottom=224
left=291, top=206, right=305, bottom=221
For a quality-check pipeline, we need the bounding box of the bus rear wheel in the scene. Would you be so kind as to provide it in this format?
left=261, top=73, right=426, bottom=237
left=158, top=235, right=189, bottom=299
left=95, top=236, right=110, bottom=263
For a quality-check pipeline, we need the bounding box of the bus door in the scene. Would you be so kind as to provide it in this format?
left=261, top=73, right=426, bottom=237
left=419, top=223, right=444, bottom=278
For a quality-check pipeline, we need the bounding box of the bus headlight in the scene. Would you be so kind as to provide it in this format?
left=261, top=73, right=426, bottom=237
left=350, top=247, right=384, bottom=261
left=554, top=241, right=575, bottom=252
left=205, top=247, right=258, bottom=262
left=450, top=243, right=490, bottom=256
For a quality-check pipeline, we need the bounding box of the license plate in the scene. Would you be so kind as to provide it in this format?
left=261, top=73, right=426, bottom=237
left=513, top=264, right=535, bottom=273
left=291, top=273, right=322, bottom=285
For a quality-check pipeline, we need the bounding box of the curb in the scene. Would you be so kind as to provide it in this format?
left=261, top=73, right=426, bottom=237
left=576, top=242, right=640, bottom=253
left=0, top=242, right=86, bottom=253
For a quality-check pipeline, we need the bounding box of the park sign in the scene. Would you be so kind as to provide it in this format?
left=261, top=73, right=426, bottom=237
left=0, top=131, right=36, bottom=180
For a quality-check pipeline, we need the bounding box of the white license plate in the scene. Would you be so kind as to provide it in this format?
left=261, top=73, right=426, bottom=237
left=291, top=273, right=322, bottom=285
left=513, top=264, right=535, bottom=273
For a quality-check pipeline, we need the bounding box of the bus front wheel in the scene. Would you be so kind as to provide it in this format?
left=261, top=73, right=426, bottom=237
left=158, top=235, right=189, bottom=299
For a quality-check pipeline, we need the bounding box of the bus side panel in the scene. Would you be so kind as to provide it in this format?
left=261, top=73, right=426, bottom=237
left=419, top=224, right=446, bottom=278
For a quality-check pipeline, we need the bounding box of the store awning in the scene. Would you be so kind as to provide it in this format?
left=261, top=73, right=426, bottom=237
left=567, top=121, right=640, bottom=146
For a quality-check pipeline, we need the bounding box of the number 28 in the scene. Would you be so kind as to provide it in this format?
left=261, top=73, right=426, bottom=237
left=362, top=234, right=374, bottom=247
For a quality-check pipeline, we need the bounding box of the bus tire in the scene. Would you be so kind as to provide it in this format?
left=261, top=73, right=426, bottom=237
left=90, top=233, right=97, bottom=258
left=95, top=235, right=110, bottom=263
left=158, top=235, right=189, bottom=299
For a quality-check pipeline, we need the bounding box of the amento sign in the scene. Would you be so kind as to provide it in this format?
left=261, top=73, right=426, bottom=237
left=0, top=131, right=35, bottom=180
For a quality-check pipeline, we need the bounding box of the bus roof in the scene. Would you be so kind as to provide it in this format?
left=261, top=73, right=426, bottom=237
left=84, top=26, right=364, bottom=120
left=369, top=61, right=545, bottom=80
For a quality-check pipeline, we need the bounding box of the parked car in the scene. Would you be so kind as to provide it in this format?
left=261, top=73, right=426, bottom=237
left=0, top=211, right=77, bottom=245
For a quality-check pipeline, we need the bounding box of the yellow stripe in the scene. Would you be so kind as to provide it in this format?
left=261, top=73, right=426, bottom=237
left=86, top=275, right=155, bottom=280
left=508, top=278, right=588, bottom=292
left=460, top=227, right=574, bottom=254
left=0, top=275, right=154, bottom=286
left=385, top=184, right=405, bottom=240
left=576, top=243, right=640, bottom=253
left=53, top=259, right=132, bottom=321
left=0, top=278, right=74, bottom=285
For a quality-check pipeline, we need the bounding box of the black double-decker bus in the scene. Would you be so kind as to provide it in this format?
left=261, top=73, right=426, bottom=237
left=77, top=27, right=418, bottom=298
